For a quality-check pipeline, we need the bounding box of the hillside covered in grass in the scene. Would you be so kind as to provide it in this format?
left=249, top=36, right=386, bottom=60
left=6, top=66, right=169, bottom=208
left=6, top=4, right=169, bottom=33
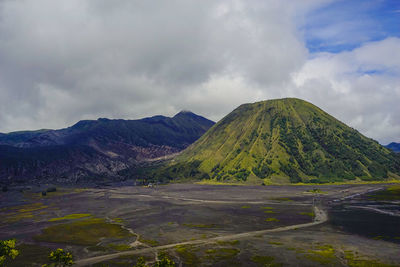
left=157, top=98, right=400, bottom=184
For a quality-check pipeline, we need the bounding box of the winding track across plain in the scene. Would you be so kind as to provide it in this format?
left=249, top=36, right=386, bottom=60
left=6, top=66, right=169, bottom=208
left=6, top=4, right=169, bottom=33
left=75, top=206, right=327, bottom=266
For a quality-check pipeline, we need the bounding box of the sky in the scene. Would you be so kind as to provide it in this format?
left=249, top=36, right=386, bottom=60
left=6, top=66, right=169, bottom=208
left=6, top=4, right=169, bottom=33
left=0, top=0, right=399, bottom=144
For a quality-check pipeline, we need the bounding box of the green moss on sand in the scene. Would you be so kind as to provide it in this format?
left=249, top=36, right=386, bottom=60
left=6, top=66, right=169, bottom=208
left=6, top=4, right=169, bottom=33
left=175, top=245, right=200, bottom=266
left=34, top=218, right=132, bottom=246
left=183, top=223, right=216, bottom=228
left=344, top=251, right=397, bottom=267
left=305, top=245, right=335, bottom=265
left=108, top=243, right=132, bottom=251
left=299, top=211, right=315, bottom=218
left=205, top=248, right=240, bottom=262
left=216, top=240, right=239, bottom=246
left=139, top=238, right=159, bottom=247
left=251, top=255, right=282, bottom=267
left=48, top=213, right=91, bottom=221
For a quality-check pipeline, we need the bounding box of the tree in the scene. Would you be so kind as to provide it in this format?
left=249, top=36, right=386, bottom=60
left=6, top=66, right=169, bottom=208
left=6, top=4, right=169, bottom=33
left=42, top=248, right=73, bottom=267
left=0, top=239, right=19, bottom=265
left=133, top=257, right=148, bottom=267
left=153, top=252, right=176, bottom=267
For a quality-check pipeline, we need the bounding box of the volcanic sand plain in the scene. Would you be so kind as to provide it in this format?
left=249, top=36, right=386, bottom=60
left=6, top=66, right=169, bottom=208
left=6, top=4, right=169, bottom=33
left=0, top=183, right=399, bottom=266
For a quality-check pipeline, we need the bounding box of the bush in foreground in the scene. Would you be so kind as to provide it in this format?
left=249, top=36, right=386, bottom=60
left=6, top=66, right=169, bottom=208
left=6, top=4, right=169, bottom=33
left=0, top=239, right=19, bottom=265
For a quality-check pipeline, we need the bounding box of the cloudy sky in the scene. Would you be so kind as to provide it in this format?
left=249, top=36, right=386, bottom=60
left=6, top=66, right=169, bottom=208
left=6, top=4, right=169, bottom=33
left=0, top=0, right=399, bottom=144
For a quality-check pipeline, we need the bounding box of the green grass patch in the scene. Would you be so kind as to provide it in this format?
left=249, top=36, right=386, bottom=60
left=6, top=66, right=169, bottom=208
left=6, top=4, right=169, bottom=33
left=270, top=197, right=293, bottom=202
left=251, top=255, right=282, bottom=267
left=216, top=240, right=239, bottom=246
left=183, top=223, right=216, bottom=228
left=268, top=240, right=283, bottom=246
left=4, top=212, right=35, bottom=223
left=205, top=248, right=240, bottom=262
left=264, top=210, right=276, bottom=214
left=261, top=206, right=274, bottom=210
left=17, top=203, right=48, bottom=213
left=305, top=245, right=335, bottom=265
left=299, top=211, right=315, bottom=218
left=195, top=180, right=245, bottom=186
left=48, top=213, right=91, bottom=222
left=265, top=217, right=279, bottom=222
left=201, top=234, right=208, bottom=239
left=112, top=217, right=124, bottom=223
left=175, top=245, right=200, bottom=266
left=241, top=205, right=251, bottom=209
left=344, top=251, right=396, bottom=267
left=139, top=238, right=159, bottom=247
left=108, top=243, right=132, bottom=251
left=2, top=202, right=49, bottom=223
left=34, top=218, right=132, bottom=246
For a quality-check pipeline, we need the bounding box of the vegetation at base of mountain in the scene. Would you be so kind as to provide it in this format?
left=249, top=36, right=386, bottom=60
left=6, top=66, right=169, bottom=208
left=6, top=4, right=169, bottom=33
left=158, top=98, right=400, bottom=184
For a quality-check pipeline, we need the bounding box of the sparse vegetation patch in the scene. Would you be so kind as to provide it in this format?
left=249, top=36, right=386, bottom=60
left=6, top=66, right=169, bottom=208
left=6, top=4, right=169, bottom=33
left=183, top=223, right=216, bottom=228
left=205, top=247, right=240, bottom=262
left=34, top=218, right=132, bottom=246
left=305, top=245, right=335, bottom=265
left=251, top=255, right=282, bottom=267
left=48, top=213, right=91, bottom=222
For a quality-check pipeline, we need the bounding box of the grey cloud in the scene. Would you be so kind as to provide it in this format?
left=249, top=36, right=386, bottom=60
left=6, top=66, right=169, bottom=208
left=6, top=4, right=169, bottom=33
left=289, top=38, right=400, bottom=144
left=0, top=0, right=309, bottom=130
left=0, top=0, right=398, bottom=144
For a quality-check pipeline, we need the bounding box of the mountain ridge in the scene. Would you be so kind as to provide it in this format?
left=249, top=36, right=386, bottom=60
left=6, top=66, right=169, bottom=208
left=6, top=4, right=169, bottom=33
left=0, top=111, right=214, bottom=184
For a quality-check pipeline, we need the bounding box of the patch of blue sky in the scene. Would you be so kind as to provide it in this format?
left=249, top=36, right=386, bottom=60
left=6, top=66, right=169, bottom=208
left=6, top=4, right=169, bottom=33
left=303, top=0, right=400, bottom=53
left=354, top=65, right=398, bottom=77
left=360, top=69, right=385, bottom=75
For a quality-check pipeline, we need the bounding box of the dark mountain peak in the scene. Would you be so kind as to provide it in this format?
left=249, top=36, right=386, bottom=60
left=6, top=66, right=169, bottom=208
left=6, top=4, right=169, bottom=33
left=173, top=110, right=214, bottom=126
left=70, top=119, right=98, bottom=130
left=174, top=110, right=196, bottom=117
left=140, top=115, right=168, bottom=123
left=385, top=142, right=400, bottom=153
left=97, top=118, right=111, bottom=122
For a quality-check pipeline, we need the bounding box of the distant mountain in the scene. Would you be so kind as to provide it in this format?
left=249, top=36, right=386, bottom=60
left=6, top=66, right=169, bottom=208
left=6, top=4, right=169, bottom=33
left=0, top=111, right=214, bottom=184
left=158, top=98, right=400, bottom=184
left=0, top=129, right=50, bottom=146
left=385, top=142, right=400, bottom=153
